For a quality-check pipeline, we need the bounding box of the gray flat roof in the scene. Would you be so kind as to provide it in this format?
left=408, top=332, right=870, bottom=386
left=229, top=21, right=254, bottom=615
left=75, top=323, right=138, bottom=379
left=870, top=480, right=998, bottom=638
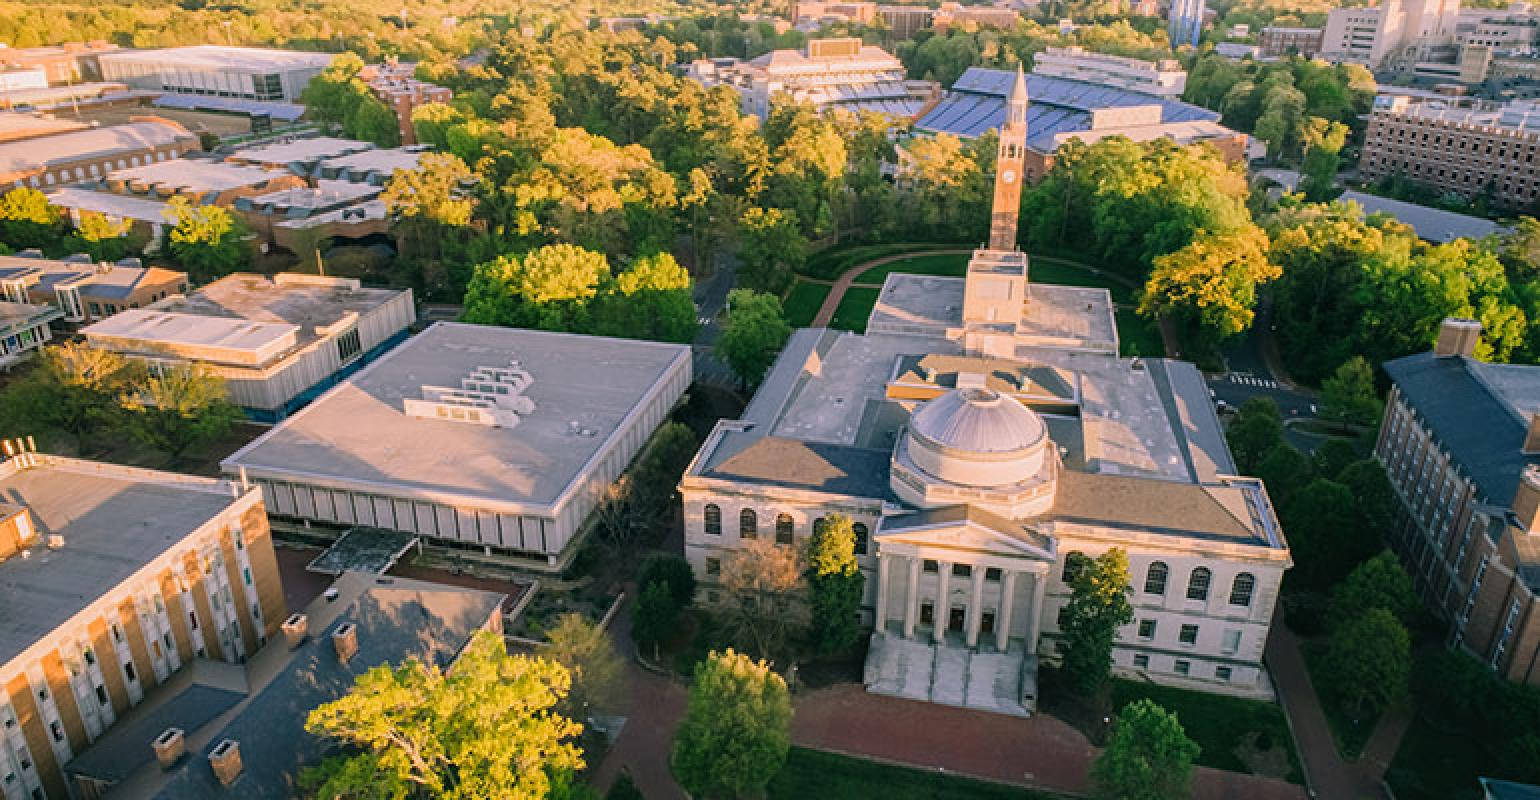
left=0, top=120, right=193, bottom=176
left=108, top=160, right=278, bottom=193
left=227, top=137, right=373, bottom=167
left=1339, top=190, right=1507, bottom=243
left=0, top=459, right=238, bottom=667
left=225, top=322, right=690, bottom=511
left=45, top=187, right=171, bottom=224
left=99, top=46, right=333, bottom=71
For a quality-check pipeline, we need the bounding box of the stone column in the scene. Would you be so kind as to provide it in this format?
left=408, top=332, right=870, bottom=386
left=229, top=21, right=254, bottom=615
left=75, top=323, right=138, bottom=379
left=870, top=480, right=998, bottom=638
left=903, top=557, right=920, bottom=639
left=933, top=561, right=951, bottom=643
left=996, top=569, right=1017, bottom=653
left=965, top=565, right=986, bottom=648
left=1025, top=570, right=1048, bottom=654
left=874, top=554, right=891, bottom=635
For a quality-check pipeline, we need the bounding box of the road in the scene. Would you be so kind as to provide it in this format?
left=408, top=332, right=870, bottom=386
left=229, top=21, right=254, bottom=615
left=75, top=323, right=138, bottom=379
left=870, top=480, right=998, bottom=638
left=1204, top=303, right=1321, bottom=452
left=690, top=254, right=739, bottom=390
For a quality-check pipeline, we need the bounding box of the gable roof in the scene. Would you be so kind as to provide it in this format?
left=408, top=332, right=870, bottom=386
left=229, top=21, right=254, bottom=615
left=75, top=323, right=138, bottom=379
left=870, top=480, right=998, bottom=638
left=700, top=431, right=894, bottom=500
left=1050, top=470, right=1269, bottom=545
left=876, top=504, right=1055, bottom=559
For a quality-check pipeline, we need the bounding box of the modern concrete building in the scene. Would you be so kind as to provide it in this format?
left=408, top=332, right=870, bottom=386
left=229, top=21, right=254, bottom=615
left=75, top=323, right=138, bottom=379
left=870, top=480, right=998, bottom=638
left=1378, top=319, right=1540, bottom=685
left=0, top=69, right=46, bottom=94
left=223, top=322, right=691, bottom=571
left=1032, top=47, right=1187, bottom=96
left=0, top=114, right=86, bottom=144
left=0, top=42, right=118, bottom=86
left=913, top=67, right=1246, bottom=182
left=1260, top=26, right=1325, bottom=57
left=1358, top=95, right=1540, bottom=211
left=98, top=47, right=331, bottom=104
left=0, top=255, right=187, bottom=323
left=0, top=118, right=197, bottom=190
left=62, top=571, right=504, bottom=799
left=81, top=273, right=414, bottom=421
left=1169, top=0, right=1207, bottom=48
left=0, top=448, right=285, bottom=799
left=1322, top=0, right=1463, bottom=69
left=682, top=83, right=1290, bottom=716
left=684, top=38, right=938, bottom=120
left=0, top=301, right=61, bottom=369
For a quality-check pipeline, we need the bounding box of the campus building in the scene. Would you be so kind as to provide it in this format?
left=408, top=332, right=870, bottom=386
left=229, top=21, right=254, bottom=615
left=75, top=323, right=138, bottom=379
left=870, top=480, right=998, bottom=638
left=1322, top=0, right=1463, bottom=69
left=0, top=254, right=187, bottom=323
left=0, top=42, right=118, bottom=86
left=0, top=118, right=197, bottom=190
left=222, top=323, right=692, bottom=572
left=0, top=448, right=285, bottom=799
left=360, top=61, right=453, bottom=146
left=80, top=273, right=414, bottom=421
left=1260, top=26, right=1326, bottom=57
left=1378, top=320, right=1540, bottom=685
left=1358, top=95, right=1540, bottom=211
left=913, top=67, right=1247, bottom=182
left=1031, top=47, right=1187, bottom=96
left=0, top=301, right=60, bottom=369
left=681, top=69, right=1291, bottom=717
left=98, top=47, right=331, bottom=104
left=1169, top=0, right=1207, bottom=48
left=63, top=571, right=505, bottom=799
left=684, top=38, right=939, bottom=120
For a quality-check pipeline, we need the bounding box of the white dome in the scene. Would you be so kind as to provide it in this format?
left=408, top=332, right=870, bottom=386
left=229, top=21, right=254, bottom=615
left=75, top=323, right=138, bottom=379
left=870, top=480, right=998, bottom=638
left=909, top=388, right=1046, bottom=456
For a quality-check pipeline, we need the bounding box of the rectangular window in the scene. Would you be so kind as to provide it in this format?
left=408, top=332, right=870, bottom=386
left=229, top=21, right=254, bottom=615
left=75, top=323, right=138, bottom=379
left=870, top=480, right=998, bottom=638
left=952, top=563, right=972, bottom=578
left=923, top=560, right=939, bottom=573
left=189, top=610, right=199, bottom=630
left=123, top=662, right=136, bottom=683
left=1174, top=659, right=1191, bottom=676
left=985, top=567, right=1002, bottom=582
left=49, top=721, right=63, bottom=743
left=336, top=328, right=363, bottom=363
left=1179, top=624, right=1198, bottom=645
left=1216, top=666, right=1233, bottom=682
left=1132, top=653, right=1149, bottom=668
left=705, top=557, right=720, bottom=577
left=95, top=686, right=108, bottom=705
left=1137, top=619, right=1156, bottom=639
left=1222, top=629, right=1241, bottom=654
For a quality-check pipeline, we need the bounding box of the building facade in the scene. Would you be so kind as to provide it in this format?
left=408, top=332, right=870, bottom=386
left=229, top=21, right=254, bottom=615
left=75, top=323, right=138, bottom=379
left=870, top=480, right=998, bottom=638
left=0, top=301, right=61, bottom=369
left=0, top=119, right=197, bottom=190
left=98, top=47, right=331, bottom=104
left=1322, top=0, right=1463, bottom=69
left=81, top=273, right=414, bottom=420
left=0, top=43, right=117, bottom=86
left=0, top=255, right=187, bottom=323
left=1378, top=320, right=1540, bottom=685
left=1031, top=46, right=1186, bottom=96
left=684, top=38, right=938, bottom=120
left=0, top=449, right=285, bottom=799
left=1358, top=95, right=1540, bottom=211
left=681, top=72, right=1290, bottom=716
left=1169, top=0, right=1207, bottom=48
left=361, top=62, right=453, bottom=146
left=1260, top=26, right=1325, bottom=57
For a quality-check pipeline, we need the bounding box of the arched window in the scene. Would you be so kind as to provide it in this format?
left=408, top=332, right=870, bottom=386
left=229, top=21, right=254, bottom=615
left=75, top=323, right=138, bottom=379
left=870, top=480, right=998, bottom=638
left=703, top=504, right=721, bottom=536
left=1229, top=573, right=1256, bottom=607
left=853, top=523, right=869, bottom=555
left=775, top=513, right=794, bottom=545
left=739, top=509, right=757, bottom=539
left=1186, top=567, right=1212, bottom=601
left=1144, top=561, right=1169, bottom=595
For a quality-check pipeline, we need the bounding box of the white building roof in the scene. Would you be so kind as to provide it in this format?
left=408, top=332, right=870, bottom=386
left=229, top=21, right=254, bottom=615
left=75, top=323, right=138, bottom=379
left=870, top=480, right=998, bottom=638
left=0, top=120, right=193, bottom=178
left=46, top=187, right=171, bottom=224
left=97, top=46, right=333, bottom=71
left=106, top=159, right=278, bottom=193
left=227, top=137, right=375, bottom=167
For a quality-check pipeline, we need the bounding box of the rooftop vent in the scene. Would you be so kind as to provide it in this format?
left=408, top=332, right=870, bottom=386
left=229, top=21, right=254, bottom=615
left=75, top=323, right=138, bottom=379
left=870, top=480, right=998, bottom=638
left=332, top=622, right=358, bottom=664
left=404, top=362, right=536, bottom=429
left=323, top=587, right=339, bottom=603
left=281, top=613, right=308, bottom=649
left=45, top=535, right=64, bottom=549
left=209, top=739, right=242, bottom=787
left=152, top=727, right=185, bottom=770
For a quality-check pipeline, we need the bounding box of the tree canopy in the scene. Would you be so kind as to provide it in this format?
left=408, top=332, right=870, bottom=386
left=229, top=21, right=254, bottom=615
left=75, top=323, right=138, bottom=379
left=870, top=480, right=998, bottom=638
left=1059, top=548, right=1134, bottom=694
left=1091, top=699, right=1201, bottom=800
left=671, top=649, right=792, bottom=799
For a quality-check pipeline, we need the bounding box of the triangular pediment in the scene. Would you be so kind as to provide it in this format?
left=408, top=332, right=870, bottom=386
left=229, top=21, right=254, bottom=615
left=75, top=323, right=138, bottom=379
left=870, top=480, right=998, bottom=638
left=875, top=516, right=1055, bottom=561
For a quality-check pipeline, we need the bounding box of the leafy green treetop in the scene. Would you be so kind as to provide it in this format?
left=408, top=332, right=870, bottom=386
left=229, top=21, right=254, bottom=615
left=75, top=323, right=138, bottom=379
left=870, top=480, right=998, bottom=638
left=162, top=196, right=248, bottom=281
left=716, top=288, right=791, bottom=389
left=1319, top=356, right=1383, bottom=428
left=119, top=362, right=242, bottom=464
left=807, top=513, right=865, bottom=656
left=1328, top=551, right=1420, bottom=630
left=1059, top=548, right=1135, bottom=694
left=1091, top=699, right=1201, bottom=800
left=671, top=649, right=792, bottom=799
left=1323, top=607, right=1411, bottom=717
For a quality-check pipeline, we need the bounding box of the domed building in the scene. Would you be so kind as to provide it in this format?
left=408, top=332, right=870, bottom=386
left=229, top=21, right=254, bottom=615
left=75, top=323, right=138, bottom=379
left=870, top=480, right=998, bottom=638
left=680, top=68, right=1291, bottom=716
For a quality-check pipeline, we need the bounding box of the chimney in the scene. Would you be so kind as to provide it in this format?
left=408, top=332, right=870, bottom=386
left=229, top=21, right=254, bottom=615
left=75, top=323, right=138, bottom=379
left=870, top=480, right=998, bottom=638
left=152, top=728, right=185, bottom=769
left=332, top=623, right=358, bottom=664
left=1514, top=465, right=1540, bottom=533
left=208, top=739, right=242, bottom=787
left=1525, top=414, right=1540, bottom=455
left=281, top=613, right=309, bottom=649
left=1433, top=317, right=1482, bottom=358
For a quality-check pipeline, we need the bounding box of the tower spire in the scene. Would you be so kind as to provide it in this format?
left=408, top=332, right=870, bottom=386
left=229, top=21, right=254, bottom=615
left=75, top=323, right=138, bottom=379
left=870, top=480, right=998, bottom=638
left=988, top=65, right=1029, bottom=251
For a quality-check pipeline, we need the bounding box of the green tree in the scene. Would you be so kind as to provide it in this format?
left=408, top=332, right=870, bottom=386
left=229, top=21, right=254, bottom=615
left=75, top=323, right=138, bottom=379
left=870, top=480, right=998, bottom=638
left=345, top=92, right=404, bottom=147
left=382, top=151, right=475, bottom=292
left=1298, top=116, right=1348, bottom=202
left=591, top=251, right=697, bottom=343
left=1090, top=699, right=1201, bottom=800
left=638, top=554, right=698, bottom=608
left=631, top=580, right=678, bottom=658
left=300, top=52, right=369, bottom=131
left=806, top=513, right=865, bottom=657
left=1282, top=478, right=1372, bottom=588
left=1323, top=607, right=1410, bottom=717
left=1338, top=459, right=1396, bottom=534
left=1311, top=438, right=1361, bottom=482
left=671, top=649, right=792, bottom=799
left=716, top=289, right=791, bottom=389
left=0, top=342, right=136, bottom=447
left=1059, top=548, right=1135, bottom=694
left=461, top=244, right=610, bottom=332
left=1253, top=442, right=1313, bottom=509
left=1319, top=356, right=1382, bottom=428
left=1226, top=396, right=1285, bottom=473
left=0, top=186, right=63, bottom=250
left=544, top=613, right=624, bottom=718
left=119, top=363, right=241, bottom=464
left=162, top=196, right=248, bottom=281
left=1328, top=551, right=1420, bottom=630
left=1139, top=226, right=1278, bottom=342
left=734, top=207, right=806, bottom=294
left=303, top=630, right=584, bottom=800
left=66, top=211, right=143, bottom=263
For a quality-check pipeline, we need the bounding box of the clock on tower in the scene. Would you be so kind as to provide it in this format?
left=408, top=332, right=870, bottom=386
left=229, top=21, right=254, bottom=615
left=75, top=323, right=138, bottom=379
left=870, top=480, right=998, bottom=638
left=988, top=67, right=1029, bottom=252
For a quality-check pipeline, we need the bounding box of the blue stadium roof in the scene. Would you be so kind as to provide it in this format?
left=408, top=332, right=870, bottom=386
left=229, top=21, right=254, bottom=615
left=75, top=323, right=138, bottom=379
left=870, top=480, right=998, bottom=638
left=916, top=68, right=1219, bottom=148
left=152, top=94, right=307, bottom=122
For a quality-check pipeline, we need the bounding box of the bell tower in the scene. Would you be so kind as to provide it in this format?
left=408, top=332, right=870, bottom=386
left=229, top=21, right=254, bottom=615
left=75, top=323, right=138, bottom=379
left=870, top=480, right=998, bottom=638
left=988, top=66, right=1029, bottom=252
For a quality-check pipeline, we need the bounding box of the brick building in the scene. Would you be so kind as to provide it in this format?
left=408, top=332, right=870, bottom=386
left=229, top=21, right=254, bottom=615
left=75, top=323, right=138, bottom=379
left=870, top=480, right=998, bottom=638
left=0, top=254, right=188, bottom=323
left=1259, top=26, right=1325, bottom=57
left=0, top=118, right=197, bottom=191
left=1378, top=318, right=1540, bottom=685
left=1359, top=96, right=1540, bottom=212
left=0, top=448, right=286, bottom=799
left=360, top=62, right=452, bottom=146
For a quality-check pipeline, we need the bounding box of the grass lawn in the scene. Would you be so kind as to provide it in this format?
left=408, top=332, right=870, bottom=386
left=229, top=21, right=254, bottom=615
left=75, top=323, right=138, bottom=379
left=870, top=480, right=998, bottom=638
left=831, top=287, right=881, bottom=333
left=855, top=252, right=969, bottom=283
left=1110, top=680, right=1304, bottom=784
left=769, top=747, right=1067, bottom=799
left=1385, top=713, right=1486, bottom=800
left=783, top=280, right=832, bottom=328
left=1115, top=310, right=1165, bottom=358
left=801, top=242, right=966, bottom=280
left=1301, top=642, right=1379, bottom=760
left=1029, top=257, right=1136, bottom=304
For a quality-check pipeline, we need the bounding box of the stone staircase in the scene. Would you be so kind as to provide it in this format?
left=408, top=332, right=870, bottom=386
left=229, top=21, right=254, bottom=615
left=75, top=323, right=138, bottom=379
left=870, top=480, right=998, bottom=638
left=864, top=632, right=1033, bottom=717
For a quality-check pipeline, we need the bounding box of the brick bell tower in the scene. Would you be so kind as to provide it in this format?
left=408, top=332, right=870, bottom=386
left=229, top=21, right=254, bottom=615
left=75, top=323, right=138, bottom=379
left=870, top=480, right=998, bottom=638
left=988, top=66, right=1029, bottom=251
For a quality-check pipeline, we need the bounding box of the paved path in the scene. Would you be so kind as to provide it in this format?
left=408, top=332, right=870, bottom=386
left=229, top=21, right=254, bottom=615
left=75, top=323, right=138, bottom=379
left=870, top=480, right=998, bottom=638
left=1265, top=610, right=1390, bottom=800
left=809, top=249, right=971, bottom=327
